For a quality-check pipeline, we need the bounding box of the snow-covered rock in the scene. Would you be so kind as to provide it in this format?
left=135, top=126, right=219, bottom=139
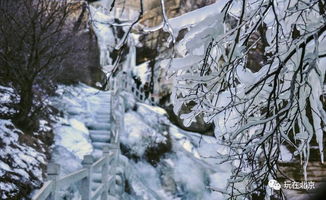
left=0, top=120, right=47, bottom=199
left=120, top=100, right=232, bottom=199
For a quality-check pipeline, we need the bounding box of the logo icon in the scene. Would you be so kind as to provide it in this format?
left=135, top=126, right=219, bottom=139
left=268, top=179, right=281, bottom=190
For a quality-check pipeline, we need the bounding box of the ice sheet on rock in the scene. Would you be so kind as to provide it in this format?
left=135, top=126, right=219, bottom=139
left=132, top=61, right=150, bottom=83
left=119, top=99, right=231, bottom=199
left=136, top=103, right=169, bottom=125
left=134, top=161, right=170, bottom=199
left=123, top=111, right=168, bottom=157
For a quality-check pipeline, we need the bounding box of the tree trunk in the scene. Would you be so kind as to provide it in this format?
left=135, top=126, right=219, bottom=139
left=14, top=82, right=34, bottom=132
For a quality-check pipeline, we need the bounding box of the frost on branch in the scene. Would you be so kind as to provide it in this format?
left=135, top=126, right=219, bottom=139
left=169, top=0, right=326, bottom=198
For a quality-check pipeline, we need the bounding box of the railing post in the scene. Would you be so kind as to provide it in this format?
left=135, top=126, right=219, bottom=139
left=101, top=146, right=110, bottom=200
left=47, top=163, right=60, bottom=200
left=81, top=155, right=94, bottom=200
left=107, top=143, right=119, bottom=195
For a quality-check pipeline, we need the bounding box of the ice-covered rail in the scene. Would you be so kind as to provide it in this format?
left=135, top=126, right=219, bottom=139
left=32, top=144, right=119, bottom=200
left=110, top=72, right=157, bottom=106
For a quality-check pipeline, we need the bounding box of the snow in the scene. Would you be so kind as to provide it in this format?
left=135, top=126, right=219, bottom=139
left=122, top=111, right=168, bottom=157
left=133, top=61, right=150, bottom=83
left=0, top=161, right=12, bottom=172
left=0, top=119, right=46, bottom=199
left=89, top=6, right=116, bottom=70
left=51, top=82, right=231, bottom=199
left=39, top=120, right=51, bottom=132
left=100, top=0, right=113, bottom=9
left=69, top=119, right=89, bottom=135
left=54, top=125, right=92, bottom=160
left=0, top=85, right=18, bottom=116
left=119, top=98, right=232, bottom=199
left=173, top=152, right=206, bottom=190
left=169, top=55, right=203, bottom=71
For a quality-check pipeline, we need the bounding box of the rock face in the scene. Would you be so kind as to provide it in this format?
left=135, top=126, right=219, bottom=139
left=57, top=2, right=106, bottom=88
left=59, top=29, right=105, bottom=88
left=134, top=0, right=217, bottom=63
left=112, top=0, right=217, bottom=63
left=109, top=0, right=218, bottom=134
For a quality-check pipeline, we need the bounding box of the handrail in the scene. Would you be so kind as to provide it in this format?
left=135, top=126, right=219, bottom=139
left=32, top=144, right=118, bottom=200
left=112, top=73, right=157, bottom=106
left=32, top=181, right=54, bottom=200
left=91, top=183, right=104, bottom=200
left=57, top=168, right=87, bottom=189
left=91, top=156, right=106, bottom=169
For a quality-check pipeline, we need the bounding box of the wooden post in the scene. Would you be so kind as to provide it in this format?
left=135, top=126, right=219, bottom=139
left=47, top=163, right=60, bottom=200
left=81, top=155, right=93, bottom=200
left=101, top=146, right=110, bottom=200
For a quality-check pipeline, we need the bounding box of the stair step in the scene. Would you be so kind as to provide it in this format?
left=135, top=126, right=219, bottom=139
left=90, top=130, right=110, bottom=136
left=94, top=118, right=110, bottom=123
left=92, top=173, right=103, bottom=183
left=87, top=122, right=110, bottom=130
left=92, top=114, right=110, bottom=118
left=94, top=116, right=110, bottom=121
left=90, top=181, right=115, bottom=192
left=95, top=110, right=111, bottom=116
left=90, top=134, right=110, bottom=143
left=91, top=182, right=101, bottom=191
left=95, top=95, right=111, bottom=99
left=92, top=174, right=114, bottom=183
left=92, top=142, right=109, bottom=150
left=96, top=101, right=110, bottom=105
left=91, top=108, right=110, bottom=113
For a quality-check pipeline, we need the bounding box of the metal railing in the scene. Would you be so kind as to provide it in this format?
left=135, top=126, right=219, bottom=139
left=32, top=144, right=119, bottom=200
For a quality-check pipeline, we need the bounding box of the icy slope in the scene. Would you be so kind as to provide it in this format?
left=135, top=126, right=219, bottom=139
left=51, top=84, right=231, bottom=199
left=0, top=85, right=48, bottom=199
left=121, top=101, right=231, bottom=200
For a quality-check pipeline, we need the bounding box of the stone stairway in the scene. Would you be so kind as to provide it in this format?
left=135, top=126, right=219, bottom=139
left=85, top=91, right=121, bottom=199
left=86, top=92, right=112, bottom=159
left=83, top=90, right=163, bottom=199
